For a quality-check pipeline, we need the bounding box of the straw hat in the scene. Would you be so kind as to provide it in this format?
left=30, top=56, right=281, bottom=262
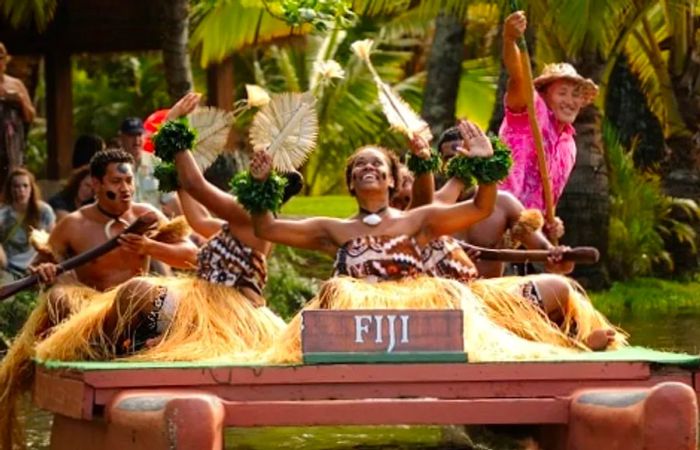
left=533, top=63, right=598, bottom=105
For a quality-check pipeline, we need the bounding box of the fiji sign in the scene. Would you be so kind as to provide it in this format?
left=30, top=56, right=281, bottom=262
left=301, top=309, right=465, bottom=363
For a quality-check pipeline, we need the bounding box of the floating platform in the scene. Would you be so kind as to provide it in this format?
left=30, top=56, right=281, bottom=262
left=33, top=347, right=700, bottom=450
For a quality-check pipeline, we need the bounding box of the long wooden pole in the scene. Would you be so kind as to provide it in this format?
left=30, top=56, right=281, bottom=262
left=461, top=243, right=599, bottom=265
left=509, top=1, right=556, bottom=235
left=0, top=212, right=159, bottom=302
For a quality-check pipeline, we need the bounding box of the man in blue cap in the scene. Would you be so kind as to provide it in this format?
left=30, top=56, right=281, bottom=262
left=119, top=117, right=162, bottom=209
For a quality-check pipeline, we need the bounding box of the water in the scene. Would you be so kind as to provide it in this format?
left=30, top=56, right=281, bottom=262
left=19, top=307, right=700, bottom=449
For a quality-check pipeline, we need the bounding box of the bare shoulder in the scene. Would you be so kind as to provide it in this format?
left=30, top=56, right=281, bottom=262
left=497, top=190, right=524, bottom=213
left=132, top=202, right=165, bottom=218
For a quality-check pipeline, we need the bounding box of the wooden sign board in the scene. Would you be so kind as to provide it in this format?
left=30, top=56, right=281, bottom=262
left=301, top=309, right=465, bottom=364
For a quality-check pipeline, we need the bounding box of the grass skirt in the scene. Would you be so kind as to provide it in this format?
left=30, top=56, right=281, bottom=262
left=34, top=276, right=285, bottom=362
left=471, top=275, right=627, bottom=349
left=0, top=277, right=284, bottom=450
left=264, top=276, right=580, bottom=364
left=0, top=284, right=96, bottom=450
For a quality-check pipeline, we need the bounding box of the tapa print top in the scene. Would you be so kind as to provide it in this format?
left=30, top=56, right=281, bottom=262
left=197, top=224, right=267, bottom=295
left=498, top=91, right=576, bottom=212
left=421, top=236, right=478, bottom=283
left=333, top=235, right=423, bottom=282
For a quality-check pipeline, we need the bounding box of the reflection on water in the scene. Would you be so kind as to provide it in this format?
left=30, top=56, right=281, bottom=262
left=19, top=308, right=700, bottom=450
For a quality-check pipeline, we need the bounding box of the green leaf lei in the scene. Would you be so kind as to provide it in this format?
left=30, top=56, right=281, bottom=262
left=406, top=149, right=441, bottom=175
left=153, top=161, right=179, bottom=193
left=153, top=118, right=197, bottom=161
left=446, top=135, right=513, bottom=185
left=229, top=171, right=288, bottom=214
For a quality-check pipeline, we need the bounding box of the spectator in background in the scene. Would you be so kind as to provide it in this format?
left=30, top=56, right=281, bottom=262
left=0, top=43, right=36, bottom=188
left=48, top=166, right=94, bottom=221
left=71, top=134, right=105, bottom=169
left=0, top=168, right=55, bottom=280
left=119, top=117, right=160, bottom=208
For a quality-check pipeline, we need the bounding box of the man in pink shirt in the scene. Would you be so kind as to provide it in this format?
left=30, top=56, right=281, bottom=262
left=498, top=11, right=598, bottom=239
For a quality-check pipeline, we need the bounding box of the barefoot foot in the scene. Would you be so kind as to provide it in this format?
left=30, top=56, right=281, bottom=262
left=585, top=329, right=615, bottom=351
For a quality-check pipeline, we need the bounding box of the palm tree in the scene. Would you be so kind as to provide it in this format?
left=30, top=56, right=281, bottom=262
left=159, top=0, right=194, bottom=101
left=421, top=13, right=466, bottom=138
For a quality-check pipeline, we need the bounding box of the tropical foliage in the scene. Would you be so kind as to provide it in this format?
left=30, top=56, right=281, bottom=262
left=605, top=123, right=699, bottom=279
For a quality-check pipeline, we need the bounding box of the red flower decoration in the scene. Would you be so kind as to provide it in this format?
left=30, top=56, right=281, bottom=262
left=143, top=109, right=170, bottom=153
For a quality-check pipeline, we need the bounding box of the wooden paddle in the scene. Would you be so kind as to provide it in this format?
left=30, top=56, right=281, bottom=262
left=509, top=0, right=557, bottom=241
left=462, top=242, right=599, bottom=265
left=0, top=212, right=159, bottom=302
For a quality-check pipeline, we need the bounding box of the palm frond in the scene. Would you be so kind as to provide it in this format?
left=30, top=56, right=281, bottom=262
left=250, top=92, right=319, bottom=171
left=624, top=8, right=689, bottom=138
left=1, top=0, right=57, bottom=31
left=455, top=57, right=500, bottom=129
left=190, top=0, right=310, bottom=67
left=189, top=107, right=236, bottom=170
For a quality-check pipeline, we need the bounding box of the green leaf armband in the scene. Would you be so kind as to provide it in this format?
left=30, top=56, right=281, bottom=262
left=406, top=149, right=441, bottom=175
left=153, top=161, right=179, bottom=193
left=446, top=135, right=513, bottom=185
left=229, top=171, right=288, bottom=214
left=153, top=119, right=197, bottom=161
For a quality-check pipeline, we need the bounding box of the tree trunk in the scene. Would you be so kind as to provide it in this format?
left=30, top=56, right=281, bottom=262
left=605, top=55, right=665, bottom=169
left=558, top=55, right=610, bottom=290
left=421, top=13, right=465, bottom=138
left=159, top=0, right=194, bottom=102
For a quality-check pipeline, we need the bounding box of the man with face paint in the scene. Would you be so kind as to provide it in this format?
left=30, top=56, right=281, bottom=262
left=30, top=148, right=198, bottom=292
left=499, top=11, right=598, bottom=240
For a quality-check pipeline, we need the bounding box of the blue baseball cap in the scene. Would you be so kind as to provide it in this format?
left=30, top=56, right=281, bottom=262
left=120, top=117, right=144, bottom=135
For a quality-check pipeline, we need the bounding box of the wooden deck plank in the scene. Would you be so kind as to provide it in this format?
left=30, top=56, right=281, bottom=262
left=75, top=362, right=652, bottom=389
left=220, top=398, right=569, bottom=426
left=90, top=373, right=693, bottom=406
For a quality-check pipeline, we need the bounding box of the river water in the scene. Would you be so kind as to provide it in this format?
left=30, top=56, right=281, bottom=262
left=20, top=306, right=700, bottom=449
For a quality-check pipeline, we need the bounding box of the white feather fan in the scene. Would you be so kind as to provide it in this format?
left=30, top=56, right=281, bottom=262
left=351, top=39, right=431, bottom=142
left=249, top=91, right=319, bottom=172
left=187, top=106, right=236, bottom=170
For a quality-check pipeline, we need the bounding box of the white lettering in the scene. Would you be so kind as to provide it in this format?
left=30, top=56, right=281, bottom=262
left=354, top=315, right=372, bottom=343
left=386, top=315, right=397, bottom=353
left=400, top=315, right=410, bottom=343
left=373, top=315, right=384, bottom=343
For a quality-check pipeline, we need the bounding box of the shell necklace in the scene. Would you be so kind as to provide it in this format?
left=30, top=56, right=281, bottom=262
left=97, top=204, right=130, bottom=239
left=359, top=205, right=388, bottom=227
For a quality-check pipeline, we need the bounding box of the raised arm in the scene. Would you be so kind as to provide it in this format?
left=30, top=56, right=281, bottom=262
left=248, top=151, right=338, bottom=254
left=503, top=11, right=528, bottom=112
left=415, top=121, right=498, bottom=240
left=406, top=134, right=436, bottom=208
left=419, top=183, right=497, bottom=240
left=178, top=189, right=224, bottom=239
left=164, top=93, right=252, bottom=227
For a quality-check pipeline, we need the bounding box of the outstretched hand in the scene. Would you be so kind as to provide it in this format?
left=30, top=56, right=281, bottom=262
left=250, top=150, right=273, bottom=181
left=166, top=92, right=201, bottom=121
left=456, top=120, right=493, bottom=159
